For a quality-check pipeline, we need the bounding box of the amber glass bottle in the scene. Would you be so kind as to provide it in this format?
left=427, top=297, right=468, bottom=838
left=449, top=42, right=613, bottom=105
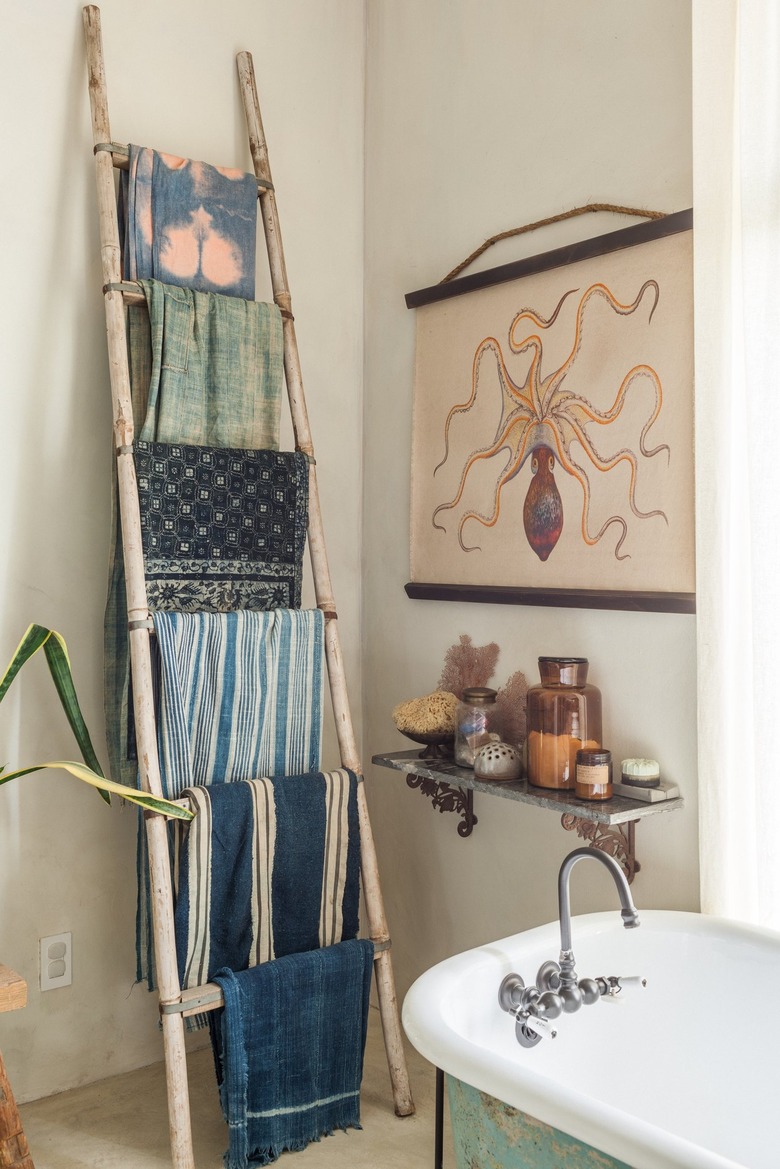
left=526, top=658, right=602, bottom=789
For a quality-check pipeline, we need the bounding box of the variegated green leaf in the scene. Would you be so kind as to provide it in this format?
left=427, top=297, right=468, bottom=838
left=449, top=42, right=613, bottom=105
left=0, top=760, right=192, bottom=821
left=0, top=623, right=110, bottom=804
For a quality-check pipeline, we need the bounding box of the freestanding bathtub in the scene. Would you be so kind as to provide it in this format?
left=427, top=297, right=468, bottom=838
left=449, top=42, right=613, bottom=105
left=403, top=910, right=779, bottom=1169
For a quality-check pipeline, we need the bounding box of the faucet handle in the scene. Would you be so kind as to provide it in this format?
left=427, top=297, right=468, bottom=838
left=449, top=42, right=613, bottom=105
left=597, top=974, right=647, bottom=1000
left=535, top=960, right=561, bottom=992
left=498, top=973, right=526, bottom=1013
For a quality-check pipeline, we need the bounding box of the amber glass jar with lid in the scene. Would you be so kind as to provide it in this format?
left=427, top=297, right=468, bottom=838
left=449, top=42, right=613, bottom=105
left=526, top=658, right=602, bottom=789
left=575, top=748, right=613, bottom=800
left=454, top=687, right=502, bottom=767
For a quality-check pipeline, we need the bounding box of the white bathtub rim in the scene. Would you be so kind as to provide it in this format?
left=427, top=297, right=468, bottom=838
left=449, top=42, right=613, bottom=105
left=403, top=910, right=778, bottom=1169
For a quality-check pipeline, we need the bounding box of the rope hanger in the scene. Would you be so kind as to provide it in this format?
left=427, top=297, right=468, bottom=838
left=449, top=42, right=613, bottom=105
left=439, top=203, right=667, bottom=285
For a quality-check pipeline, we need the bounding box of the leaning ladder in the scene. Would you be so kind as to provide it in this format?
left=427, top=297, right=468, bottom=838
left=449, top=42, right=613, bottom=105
left=82, top=8, right=414, bottom=1166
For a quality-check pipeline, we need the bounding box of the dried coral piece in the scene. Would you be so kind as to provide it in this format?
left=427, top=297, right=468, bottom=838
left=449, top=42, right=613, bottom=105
left=392, top=690, right=459, bottom=735
left=495, top=669, right=529, bottom=748
left=438, top=634, right=499, bottom=700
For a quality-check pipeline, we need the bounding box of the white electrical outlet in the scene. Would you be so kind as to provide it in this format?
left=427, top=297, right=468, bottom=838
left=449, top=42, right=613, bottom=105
left=40, top=932, right=72, bottom=991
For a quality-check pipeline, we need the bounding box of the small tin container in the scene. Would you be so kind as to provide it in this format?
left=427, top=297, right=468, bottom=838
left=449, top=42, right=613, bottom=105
left=575, top=748, right=613, bottom=801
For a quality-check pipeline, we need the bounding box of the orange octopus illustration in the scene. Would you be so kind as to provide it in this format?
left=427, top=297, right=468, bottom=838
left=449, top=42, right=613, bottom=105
left=431, top=280, right=669, bottom=562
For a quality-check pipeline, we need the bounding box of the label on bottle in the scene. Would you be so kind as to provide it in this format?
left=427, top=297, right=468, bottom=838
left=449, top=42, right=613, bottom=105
left=576, top=763, right=609, bottom=786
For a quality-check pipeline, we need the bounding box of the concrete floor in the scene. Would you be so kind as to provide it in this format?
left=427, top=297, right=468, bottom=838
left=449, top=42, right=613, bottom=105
left=18, top=1005, right=452, bottom=1168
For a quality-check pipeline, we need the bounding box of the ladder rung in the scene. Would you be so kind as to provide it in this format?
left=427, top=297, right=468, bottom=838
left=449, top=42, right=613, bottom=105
left=103, top=280, right=145, bottom=305
left=94, top=140, right=273, bottom=193
left=160, top=940, right=392, bottom=1017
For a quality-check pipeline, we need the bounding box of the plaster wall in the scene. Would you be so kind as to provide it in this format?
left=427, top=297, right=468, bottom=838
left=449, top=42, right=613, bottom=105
left=362, top=0, right=697, bottom=1000
left=0, top=0, right=365, bottom=1102
left=0, top=0, right=697, bottom=1110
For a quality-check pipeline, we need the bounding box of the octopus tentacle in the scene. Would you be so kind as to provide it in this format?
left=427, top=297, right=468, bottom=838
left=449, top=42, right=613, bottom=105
left=568, top=457, right=630, bottom=559
left=545, top=422, right=630, bottom=559
left=554, top=366, right=669, bottom=461
left=555, top=413, right=668, bottom=524
left=542, top=280, right=660, bottom=413
left=509, top=288, right=579, bottom=349
left=431, top=413, right=528, bottom=531
left=456, top=424, right=540, bottom=551
left=434, top=337, right=535, bottom=476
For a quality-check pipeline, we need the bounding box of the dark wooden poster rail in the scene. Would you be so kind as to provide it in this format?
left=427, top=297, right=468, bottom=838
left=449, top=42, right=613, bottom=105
left=404, top=581, right=695, bottom=614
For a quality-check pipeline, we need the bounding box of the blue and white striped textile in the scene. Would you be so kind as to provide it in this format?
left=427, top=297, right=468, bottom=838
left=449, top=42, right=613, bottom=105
left=137, top=608, right=324, bottom=986
left=154, top=608, right=324, bottom=797
left=175, top=770, right=361, bottom=991
left=212, top=940, right=374, bottom=1168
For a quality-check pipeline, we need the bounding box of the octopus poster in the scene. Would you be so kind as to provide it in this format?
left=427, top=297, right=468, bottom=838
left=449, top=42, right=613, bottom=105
left=407, top=212, right=694, bottom=610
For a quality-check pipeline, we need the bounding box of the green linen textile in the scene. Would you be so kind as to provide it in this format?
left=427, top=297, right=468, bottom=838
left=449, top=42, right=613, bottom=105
left=105, top=280, right=285, bottom=790
left=128, top=281, right=284, bottom=447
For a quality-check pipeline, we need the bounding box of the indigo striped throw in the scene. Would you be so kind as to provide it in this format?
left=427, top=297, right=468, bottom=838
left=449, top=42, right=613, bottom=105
left=154, top=609, right=324, bottom=797
left=175, top=770, right=361, bottom=991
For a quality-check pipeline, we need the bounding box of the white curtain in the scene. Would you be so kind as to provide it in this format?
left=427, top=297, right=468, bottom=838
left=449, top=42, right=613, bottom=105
left=694, top=0, right=780, bottom=925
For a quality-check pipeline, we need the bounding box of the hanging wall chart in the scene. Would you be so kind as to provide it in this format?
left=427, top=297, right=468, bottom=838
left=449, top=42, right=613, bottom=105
left=405, top=209, right=695, bottom=613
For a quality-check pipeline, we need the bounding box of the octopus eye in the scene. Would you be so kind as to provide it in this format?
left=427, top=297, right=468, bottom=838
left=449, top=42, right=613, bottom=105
left=531, top=456, right=539, bottom=474
left=548, top=454, right=555, bottom=473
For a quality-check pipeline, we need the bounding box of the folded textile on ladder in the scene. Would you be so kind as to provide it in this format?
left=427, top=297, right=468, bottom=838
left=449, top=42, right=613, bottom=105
left=128, top=280, right=284, bottom=447
left=212, top=940, right=374, bottom=1169
left=105, top=278, right=285, bottom=791
left=135, top=442, right=308, bottom=612
left=175, top=770, right=361, bottom=989
left=154, top=609, right=324, bottom=795
left=136, top=609, right=324, bottom=986
left=121, top=145, right=258, bottom=299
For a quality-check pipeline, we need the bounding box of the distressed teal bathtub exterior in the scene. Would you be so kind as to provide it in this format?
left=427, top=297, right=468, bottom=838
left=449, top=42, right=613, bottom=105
left=447, top=1075, right=631, bottom=1169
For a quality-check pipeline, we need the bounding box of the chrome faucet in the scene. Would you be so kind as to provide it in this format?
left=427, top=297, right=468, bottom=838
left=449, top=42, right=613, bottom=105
left=498, top=847, right=646, bottom=1047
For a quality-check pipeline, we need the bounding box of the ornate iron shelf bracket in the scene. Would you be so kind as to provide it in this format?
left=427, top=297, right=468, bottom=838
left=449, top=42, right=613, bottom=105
left=406, top=773, right=477, bottom=838
left=560, top=815, right=640, bottom=883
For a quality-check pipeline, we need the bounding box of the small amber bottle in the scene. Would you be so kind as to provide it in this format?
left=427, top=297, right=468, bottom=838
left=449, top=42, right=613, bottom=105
left=575, top=748, right=613, bottom=800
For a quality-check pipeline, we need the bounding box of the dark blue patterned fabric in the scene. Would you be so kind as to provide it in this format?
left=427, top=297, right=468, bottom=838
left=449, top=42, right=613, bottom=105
left=135, top=442, right=308, bottom=611
left=211, top=940, right=374, bottom=1167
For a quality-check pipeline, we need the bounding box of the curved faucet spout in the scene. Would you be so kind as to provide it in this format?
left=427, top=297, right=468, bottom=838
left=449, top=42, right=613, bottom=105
left=558, top=847, right=640, bottom=957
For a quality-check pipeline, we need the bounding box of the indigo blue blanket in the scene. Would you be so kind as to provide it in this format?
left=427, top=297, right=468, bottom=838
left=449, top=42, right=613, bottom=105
left=175, top=771, right=361, bottom=990
left=212, top=940, right=374, bottom=1168
left=121, top=145, right=258, bottom=299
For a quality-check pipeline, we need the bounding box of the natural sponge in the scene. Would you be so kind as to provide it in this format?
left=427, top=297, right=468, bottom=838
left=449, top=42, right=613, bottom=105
left=392, top=690, right=459, bottom=735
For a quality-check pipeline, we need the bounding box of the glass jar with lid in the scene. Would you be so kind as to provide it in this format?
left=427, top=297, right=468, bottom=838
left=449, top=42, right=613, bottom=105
left=526, top=657, right=602, bottom=789
left=454, top=687, right=502, bottom=768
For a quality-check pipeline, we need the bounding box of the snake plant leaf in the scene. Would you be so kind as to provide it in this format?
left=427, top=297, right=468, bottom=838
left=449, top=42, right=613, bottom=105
left=0, top=623, right=192, bottom=820
left=0, top=623, right=111, bottom=804
left=0, top=624, right=50, bottom=705
left=0, top=760, right=193, bottom=821
left=43, top=630, right=105, bottom=780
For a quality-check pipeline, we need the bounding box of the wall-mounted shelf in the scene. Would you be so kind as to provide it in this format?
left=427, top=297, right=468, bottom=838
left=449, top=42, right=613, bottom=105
left=371, top=750, right=685, bottom=883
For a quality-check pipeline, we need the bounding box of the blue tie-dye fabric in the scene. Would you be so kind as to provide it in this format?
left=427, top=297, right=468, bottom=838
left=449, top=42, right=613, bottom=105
left=121, top=145, right=258, bottom=299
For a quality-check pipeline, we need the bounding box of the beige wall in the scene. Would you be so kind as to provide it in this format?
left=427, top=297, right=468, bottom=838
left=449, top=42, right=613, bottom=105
left=0, top=0, right=696, bottom=1108
left=0, top=0, right=365, bottom=1102
left=362, top=0, right=697, bottom=1001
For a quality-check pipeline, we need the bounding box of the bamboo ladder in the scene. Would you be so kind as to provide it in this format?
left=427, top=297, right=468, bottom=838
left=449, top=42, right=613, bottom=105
left=82, top=8, right=414, bottom=1167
